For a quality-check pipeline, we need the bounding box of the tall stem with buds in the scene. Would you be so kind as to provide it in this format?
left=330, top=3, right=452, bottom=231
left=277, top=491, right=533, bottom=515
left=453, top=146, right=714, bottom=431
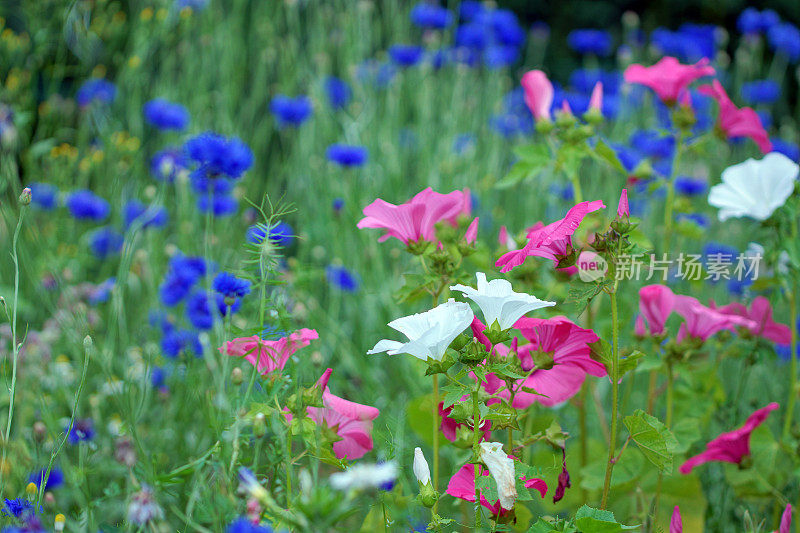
left=472, top=379, right=483, bottom=529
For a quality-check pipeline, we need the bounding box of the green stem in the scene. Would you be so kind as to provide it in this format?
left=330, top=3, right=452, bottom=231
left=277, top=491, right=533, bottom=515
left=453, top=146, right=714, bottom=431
left=783, top=287, right=798, bottom=440
left=665, top=361, right=674, bottom=428
left=285, top=430, right=292, bottom=505
left=0, top=204, right=26, bottom=500
left=473, top=383, right=482, bottom=529
left=663, top=130, right=685, bottom=254
left=600, top=290, right=620, bottom=510
left=432, top=374, right=440, bottom=502
left=570, top=174, right=583, bottom=205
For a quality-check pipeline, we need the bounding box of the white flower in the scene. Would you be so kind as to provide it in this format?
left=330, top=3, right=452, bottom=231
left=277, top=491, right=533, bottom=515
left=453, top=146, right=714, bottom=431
left=708, top=152, right=799, bottom=221
left=413, top=447, right=431, bottom=486
left=479, top=442, right=517, bottom=510
left=450, top=272, right=555, bottom=330
left=329, top=462, right=397, bottom=491
left=367, top=299, right=474, bottom=361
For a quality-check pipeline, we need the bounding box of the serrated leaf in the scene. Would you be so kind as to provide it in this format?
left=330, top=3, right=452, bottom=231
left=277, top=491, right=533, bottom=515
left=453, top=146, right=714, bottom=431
left=623, top=409, right=678, bottom=473
left=618, top=350, right=645, bottom=377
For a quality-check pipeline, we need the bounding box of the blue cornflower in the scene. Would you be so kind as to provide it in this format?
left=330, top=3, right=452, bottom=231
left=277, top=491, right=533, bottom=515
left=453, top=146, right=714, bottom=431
left=184, top=132, right=254, bottom=180
left=483, top=45, right=518, bottom=69
left=738, top=8, right=780, bottom=36
left=248, top=221, right=294, bottom=248
left=326, top=144, right=368, bottom=167
left=677, top=213, right=709, bottom=228
left=143, top=98, right=190, bottom=131
left=486, top=9, right=525, bottom=48
left=28, top=183, right=58, bottom=210
left=702, top=242, right=738, bottom=270
left=65, top=190, right=110, bottom=221
left=151, top=367, right=166, bottom=388
left=186, top=291, right=215, bottom=330
left=227, top=517, right=273, bottom=533
left=410, top=3, right=452, bottom=29
left=213, top=272, right=251, bottom=300
left=89, top=277, right=115, bottom=305
left=768, top=23, right=800, bottom=62
left=458, top=0, right=483, bottom=21
left=651, top=25, right=716, bottom=62
left=3, top=498, right=33, bottom=518
left=197, top=193, right=237, bottom=217
left=150, top=147, right=189, bottom=182
left=772, top=138, right=799, bottom=162
left=452, top=134, right=476, bottom=155
left=162, top=328, right=203, bottom=357
left=67, top=418, right=95, bottom=444
left=388, top=45, right=425, bottom=67
left=124, top=200, right=168, bottom=230
left=270, top=95, right=313, bottom=127
left=455, top=23, right=488, bottom=50
left=324, top=77, right=351, bottom=110
left=740, top=80, right=781, bottom=105
left=332, top=198, right=345, bottom=212
left=630, top=130, right=675, bottom=160
left=28, top=467, right=63, bottom=491
left=674, top=176, right=708, bottom=196
left=159, top=255, right=206, bottom=307
left=567, top=29, right=612, bottom=56
left=76, top=78, right=116, bottom=107
left=325, top=265, right=359, bottom=292
left=88, top=227, right=124, bottom=259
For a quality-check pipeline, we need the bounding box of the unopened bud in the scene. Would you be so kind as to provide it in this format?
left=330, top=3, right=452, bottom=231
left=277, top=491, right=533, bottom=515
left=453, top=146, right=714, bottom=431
left=18, top=187, right=31, bottom=205
left=26, top=482, right=37, bottom=497
left=413, top=447, right=431, bottom=486
left=54, top=514, right=66, bottom=532
left=83, top=335, right=93, bottom=349
left=33, top=421, right=47, bottom=442
left=231, top=367, right=244, bottom=386
left=253, top=412, right=266, bottom=438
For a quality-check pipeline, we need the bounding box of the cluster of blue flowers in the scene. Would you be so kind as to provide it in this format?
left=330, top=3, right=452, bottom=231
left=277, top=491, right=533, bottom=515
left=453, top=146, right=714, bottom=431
left=144, top=98, right=190, bottom=131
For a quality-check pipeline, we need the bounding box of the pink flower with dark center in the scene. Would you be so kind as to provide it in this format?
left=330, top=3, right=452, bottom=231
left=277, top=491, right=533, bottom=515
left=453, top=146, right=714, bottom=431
left=357, top=187, right=470, bottom=245
left=712, top=296, right=792, bottom=344
left=673, top=295, right=756, bottom=343
left=305, top=368, right=380, bottom=460
left=679, top=402, right=779, bottom=474
left=521, top=70, right=554, bottom=121
left=670, top=506, right=682, bottom=533
left=623, top=56, right=715, bottom=105
left=495, top=200, right=605, bottom=273
left=698, top=80, right=772, bottom=154
left=446, top=462, right=547, bottom=516
left=480, top=316, right=604, bottom=407
left=220, top=329, right=318, bottom=376
left=638, top=285, right=675, bottom=336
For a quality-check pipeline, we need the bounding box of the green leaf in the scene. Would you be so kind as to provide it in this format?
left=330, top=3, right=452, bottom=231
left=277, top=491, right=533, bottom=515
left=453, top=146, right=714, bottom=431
left=623, top=410, right=678, bottom=473
left=406, top=394, right=436, bottom=447
left=573, top=505, right=638, bottom=532
left=592, top=139, right=626, bottom=173
left=476, top=475, right=498, bottom=504
left=496, top=144, right=552, bottom=189
left=483, top=400, right=519, bottom=430
left=441, top=382, right=467, bottom=410
left=618, top=350, right=645, bottom=377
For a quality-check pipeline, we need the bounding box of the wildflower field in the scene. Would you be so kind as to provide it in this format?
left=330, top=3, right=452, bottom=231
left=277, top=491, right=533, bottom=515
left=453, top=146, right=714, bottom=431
left=2, top=0, right=800, bottom=531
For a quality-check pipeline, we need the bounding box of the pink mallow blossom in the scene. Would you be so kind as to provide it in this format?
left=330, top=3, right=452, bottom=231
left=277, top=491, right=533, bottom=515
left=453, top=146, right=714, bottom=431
left=520, top=70, right=554, bottom=121
left=679, top=402, right=779, bottom=474
left=221, top=329, right=318, bottom=376
left=698, top=80, right=772, bottom=154
left=480, top=316, right=605, bottom=407
left=777, top=504, right=792, bottom=533
left=623, top=56, right=715, bottom=105
left=439, top=400, right=491, bottom=444
left=711, top=296, right=792, bottom=344
left=673, top=295, right=756, bottom=343
left=589, top=82, right=603, bottom=113
left=671, top=506, right=682, bottom=533
left=357, top=187, right=470, bottom=245
left=496, top=200, right=605, bottom=273
left=637, top=285, right=675, bottom=336
left=305, top=368, right=380, bottom=460
left=617, top=189, right=629, bottom=217
left=446, top=462, right=547, bottom=516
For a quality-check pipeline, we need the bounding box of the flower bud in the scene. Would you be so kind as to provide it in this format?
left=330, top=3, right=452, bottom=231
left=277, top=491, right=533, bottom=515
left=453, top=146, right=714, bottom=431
left=54, top=514, right=66, bottom=532
left=231, top=367, right=244, bottom=386
left=26, top=482, right=37, bottom=497
left=18, top=187, right=31, bottom=205
left=413, top=447, right=431, bottom=486
left=33, top=421, right=47, bottom=442
left=253, top=412, right=266, bottom=438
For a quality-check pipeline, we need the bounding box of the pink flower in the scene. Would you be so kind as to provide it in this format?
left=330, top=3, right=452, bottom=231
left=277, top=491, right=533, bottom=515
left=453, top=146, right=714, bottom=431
left=465, top=217, right=479, bottom=244
left=481, top=317, right=604, bottom=407
left=446, top=462, right=547, bottom=516
left=712, top=296, right=792, bottom=344
left=623, top=56, right=715, bottom=105
left=221, top=329, right=318, bottom=376
left=698, top=80, right=772, bottom=154
left=670, top=506, right=682, bottom=533
left=617, top=189, right=629, bottom=217
left=521, top=70, right=554, bottom=121
left=777, top=504, right=792, bottom=533
left=589, top=82, right=603, bottom=113
left=357, top=187, right=470, bottom=245
left=673, top=295, right=756, bottom=343
left=679, top=402, right=779, bottom=474
left=638, top=285, right=675, bottom=336
left=495, top=200, right=605, bottom=273
left=306, top=368, right=380, bottom=460
left=439, top=401, right=491, bottom=443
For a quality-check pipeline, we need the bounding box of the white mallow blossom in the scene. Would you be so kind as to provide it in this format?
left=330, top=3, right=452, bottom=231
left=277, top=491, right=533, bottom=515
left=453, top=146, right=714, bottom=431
left=479, top=442, right=517, bottom=511
left=367, top=299, right=474, bottom=361
left=450, top=272, right=555, bottom=330
left=708, top=152, right=799, bottom=222
left=413, top=447, right=431, bottom=486
left=329, top=461, right=397, bottom=491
